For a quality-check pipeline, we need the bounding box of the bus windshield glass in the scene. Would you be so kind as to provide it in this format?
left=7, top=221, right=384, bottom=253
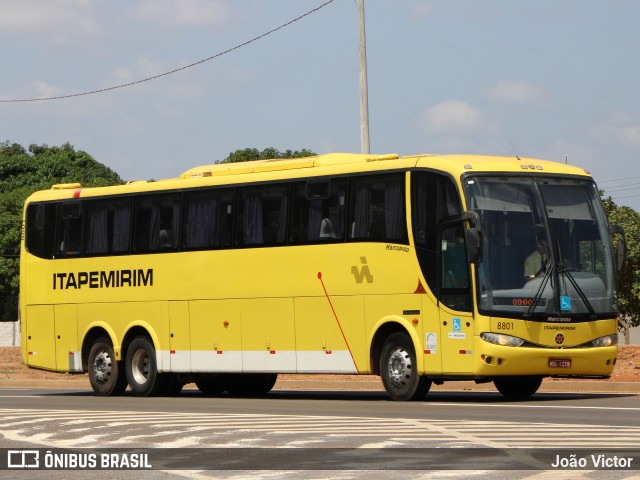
left=464, top=175, right=616, bottom=321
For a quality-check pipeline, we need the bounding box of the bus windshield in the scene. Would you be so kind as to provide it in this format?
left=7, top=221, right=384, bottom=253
left=464, top=175, right=617, bottom=321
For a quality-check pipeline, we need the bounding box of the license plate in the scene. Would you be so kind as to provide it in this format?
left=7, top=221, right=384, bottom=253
left=549, top=358, right=572, bottom=368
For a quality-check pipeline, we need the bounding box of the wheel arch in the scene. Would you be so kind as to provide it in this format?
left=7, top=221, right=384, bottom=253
left=121, top=325, right=155, bottom=362
left=369, top=318, right=423, bottom=375
left=81, top=326, right=116, bottom=371
left=82, top=321, right=162, bottom=372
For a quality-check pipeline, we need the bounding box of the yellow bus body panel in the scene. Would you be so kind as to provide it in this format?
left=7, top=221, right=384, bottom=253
left=19, top=153, right=618, bottom=380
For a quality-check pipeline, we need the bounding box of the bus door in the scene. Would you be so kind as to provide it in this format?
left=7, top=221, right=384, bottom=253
left=438, top=221, right=474, bottom=374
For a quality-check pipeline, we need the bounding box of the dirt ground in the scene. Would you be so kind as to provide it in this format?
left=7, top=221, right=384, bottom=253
left=1, top=345, right=638, bottom=384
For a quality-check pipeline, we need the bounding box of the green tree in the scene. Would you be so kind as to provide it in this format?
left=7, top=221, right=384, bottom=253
left=0, top=142, right=123, bottom=320
left=219, top=147, right=316, bottom=164
left=602, top=196, right=640, bottom=341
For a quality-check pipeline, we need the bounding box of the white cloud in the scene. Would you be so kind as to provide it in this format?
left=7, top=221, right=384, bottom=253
left=489, top=79, right=552, bottom=105
left=104, top=57, right=207, bottom=100
left=128, top=0, right=230, bottom=26
left=109, top=67, right=135, bottom=86
left=0, top=0, right=100, bottom=38
left=33, top=80, right=62, bottom=98
left=590, top=112, right=640, bottom=148
left=622, top=126, right=640, bottom=146
left=406, top=3, right=435, bottom=21
left=418, top=100, right=485, bottom=133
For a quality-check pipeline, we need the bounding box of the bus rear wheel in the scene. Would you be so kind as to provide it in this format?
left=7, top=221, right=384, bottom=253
left=88, top=337, right=128, bottom=396
left=125, top=336, right=169, bottom=397
left=494, top=376, right=543, bottom=399
left=379, top=332, right=431, bottom=401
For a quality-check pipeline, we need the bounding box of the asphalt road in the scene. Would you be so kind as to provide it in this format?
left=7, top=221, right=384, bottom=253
left=1, top=387, right=639, bottom=479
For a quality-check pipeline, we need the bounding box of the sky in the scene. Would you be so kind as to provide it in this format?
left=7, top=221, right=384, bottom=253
left=2, top=0, right=640, bottom=211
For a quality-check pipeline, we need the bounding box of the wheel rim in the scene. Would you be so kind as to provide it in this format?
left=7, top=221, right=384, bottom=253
left=387, top=347, right=412, bottom=387
left=131, top=349, right=150, bottom=385
left=92, top=350, right=112, bottom=386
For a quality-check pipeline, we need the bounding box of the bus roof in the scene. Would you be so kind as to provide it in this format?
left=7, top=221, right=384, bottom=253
left=413, top=154, right=592, bottom=178
left=179, top=153, right=401, bottom=178
left=180, top=153, right=591, bottom=180
left=26, top=152, right=593, bottom=203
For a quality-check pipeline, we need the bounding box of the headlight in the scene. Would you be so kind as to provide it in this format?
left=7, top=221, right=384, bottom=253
left=592, top=334, right=618, bottom=347
left=481, top=332, right=525, bottom=347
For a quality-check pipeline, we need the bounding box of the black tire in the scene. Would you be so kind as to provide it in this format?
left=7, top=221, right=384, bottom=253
left=379, top=332, right=431, bottom=401
left=225, top=374, right=278, bottom=396
left=494, top=376, right=543, bottom=400
left=164, top=374, right=184, bottom=396
left=87, top=337, right=128, bottom=396
left=125, top=336, right=169, bottom=397
left=195, top=374, right=225, bottom=396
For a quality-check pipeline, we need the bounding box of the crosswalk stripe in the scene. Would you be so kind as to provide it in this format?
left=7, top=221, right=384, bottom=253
left=2, top=408, right=640, bottom=450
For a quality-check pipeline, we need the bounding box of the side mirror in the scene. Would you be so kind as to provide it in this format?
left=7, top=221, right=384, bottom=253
left=463, top=211, right=482, bottom=264
left=611, top=225, right=626, bottom=272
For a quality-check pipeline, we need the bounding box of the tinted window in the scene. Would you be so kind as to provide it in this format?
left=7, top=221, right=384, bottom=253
left=55, top=202, right=83, bottom=257
left=85, top=199, right=131, bottom=255
left=183, top=189, right=233, bottom=249
left=25, top=203, right=56, bottom=259
left=235, top=184, right=289, bottom=246
left=411, top=172, right=462, bottom=294
left=348, top=174, right=407, bottom=243
left=133, top=194, right=181, bottom=252
left=440, top=222, right=471, bottom=311
left=290, top=179, right=346, bottom=244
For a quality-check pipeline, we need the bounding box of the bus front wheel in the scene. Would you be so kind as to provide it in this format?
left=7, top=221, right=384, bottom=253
left=379, top=332, right=431, bottom=401
left=494, top=376, right=543, bottom=399
left=87, top=337, right=128, bottom=396
left=125, top=336, right=169, bottom=396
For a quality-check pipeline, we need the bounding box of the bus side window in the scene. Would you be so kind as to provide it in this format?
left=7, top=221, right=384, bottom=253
left=25, top=203, right=56, bottom=259
left=235, top=184, right=288, bottom=247
left=85, top=199, right=131, bottom=255
left=133, top=194, right=181, bottom=252
left=289, top=179, right=346, bottom=244
left=440, top=222, right=471, bottom=312
left=348, top=174, right=407, bottom=243
left=289, top=183, right=313, bottom=243
left=183, top=189, right=233, bottom=249
left=411, top=172, right=462, bottom=295
left=56, top=202, right=83, bottom=257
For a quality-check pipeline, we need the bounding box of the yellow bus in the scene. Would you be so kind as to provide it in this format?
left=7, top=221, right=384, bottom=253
left=20, top=152, right=624, bottom=400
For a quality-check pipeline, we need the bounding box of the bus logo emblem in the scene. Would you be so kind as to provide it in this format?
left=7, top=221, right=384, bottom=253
left=351, top=257, right=373, bottom=284
left=555, top=333, right=565, bottom=345
left=7, top=450, right=39, bottom=468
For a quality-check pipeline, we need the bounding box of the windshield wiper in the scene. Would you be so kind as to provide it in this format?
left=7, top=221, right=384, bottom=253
left=524, top=259, right=555, bottom=318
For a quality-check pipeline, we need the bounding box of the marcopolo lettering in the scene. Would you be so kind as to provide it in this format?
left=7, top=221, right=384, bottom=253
left=53, top=269, right=153, bottom=290
left=386, top=244, right=410, bottom=253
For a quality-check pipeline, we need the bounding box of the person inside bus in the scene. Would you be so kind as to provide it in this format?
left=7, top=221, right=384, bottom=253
left=524, top=239, right=548, bottom=281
